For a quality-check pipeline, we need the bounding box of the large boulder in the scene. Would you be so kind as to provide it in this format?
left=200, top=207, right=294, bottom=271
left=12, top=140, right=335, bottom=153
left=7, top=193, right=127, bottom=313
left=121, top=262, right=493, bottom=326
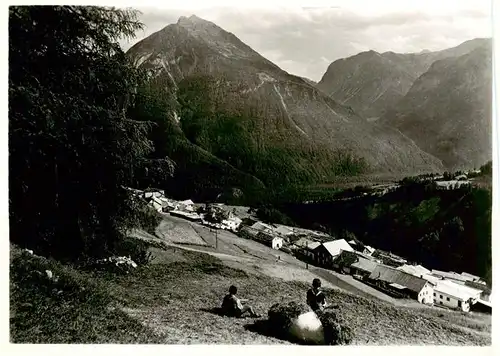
left=267, top=302, right=353, bottom=345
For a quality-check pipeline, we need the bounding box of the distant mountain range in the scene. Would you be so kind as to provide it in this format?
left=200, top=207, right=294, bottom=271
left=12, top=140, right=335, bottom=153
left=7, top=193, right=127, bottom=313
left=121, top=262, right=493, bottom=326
left=379, top=41, right=492, bottom=171
left=126, top=15, right=491, bottom=198
left=317, top=38, right=491, bottom=171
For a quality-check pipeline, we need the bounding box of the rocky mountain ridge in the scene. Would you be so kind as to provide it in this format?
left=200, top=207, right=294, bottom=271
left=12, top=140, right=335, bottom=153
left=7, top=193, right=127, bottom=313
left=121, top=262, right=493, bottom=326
left=127, top=15, right=444, bottom=186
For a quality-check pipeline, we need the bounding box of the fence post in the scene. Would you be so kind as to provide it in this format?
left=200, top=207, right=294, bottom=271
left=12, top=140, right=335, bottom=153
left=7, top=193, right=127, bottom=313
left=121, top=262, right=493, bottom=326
left=306, top=241, right=308, bottom=269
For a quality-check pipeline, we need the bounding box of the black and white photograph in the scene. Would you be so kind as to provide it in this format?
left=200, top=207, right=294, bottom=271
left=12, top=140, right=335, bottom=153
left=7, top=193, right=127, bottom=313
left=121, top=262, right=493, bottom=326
left=6, top=0, right=496, bottom=347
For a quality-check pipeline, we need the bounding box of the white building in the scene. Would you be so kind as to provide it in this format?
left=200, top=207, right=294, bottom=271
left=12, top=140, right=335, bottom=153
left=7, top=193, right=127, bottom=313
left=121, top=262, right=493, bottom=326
left=148, top=195, right=163, bottom=212
left=423, top=275, right=482, bottom=312
left=271, top=236, right=284, bottom=249
left=253, top=231, right=284, bottom=250
left=364, top=245, right=375, bottom=256
left=435, top=180, right=470, bottom=190
left=417, top=283, right=435, bottom=305
left=432, top=282, right=476, bottom=312
left=144, top=190, right=165, bottom=199
left=221, top=216, right=242, bottom=231
left=178, top=199, right=195, bottom=212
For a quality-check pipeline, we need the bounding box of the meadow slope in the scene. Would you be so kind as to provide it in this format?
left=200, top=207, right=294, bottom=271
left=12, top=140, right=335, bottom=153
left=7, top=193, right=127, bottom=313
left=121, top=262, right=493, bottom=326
left=10, top=241, right=491, bottom=345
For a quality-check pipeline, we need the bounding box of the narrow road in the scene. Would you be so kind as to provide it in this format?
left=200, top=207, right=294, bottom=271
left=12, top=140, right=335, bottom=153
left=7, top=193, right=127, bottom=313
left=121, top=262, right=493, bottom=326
left=311, top=267, right=409, bottom=306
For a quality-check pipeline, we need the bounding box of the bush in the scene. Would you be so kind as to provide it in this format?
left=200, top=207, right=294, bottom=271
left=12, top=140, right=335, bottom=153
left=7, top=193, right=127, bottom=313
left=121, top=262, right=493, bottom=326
left=480, top=161, right=492, bottom=176
left=317, top=308, right=354, bottom=345
left=138, top=206, right=162, bottom=235
left=268, top=302, right=309, bottom=338
left=113, top=237, right=155, bottom=267
left=267, top=302, right=354, bottom=345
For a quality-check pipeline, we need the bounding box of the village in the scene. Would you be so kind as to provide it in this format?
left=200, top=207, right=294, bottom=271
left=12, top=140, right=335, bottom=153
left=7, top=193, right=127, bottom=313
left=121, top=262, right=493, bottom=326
left=129, top=184, right=492, bottom=316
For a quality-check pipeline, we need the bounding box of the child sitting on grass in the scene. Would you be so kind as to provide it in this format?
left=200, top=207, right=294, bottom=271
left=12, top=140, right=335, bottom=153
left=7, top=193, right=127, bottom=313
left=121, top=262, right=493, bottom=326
left=221, top=285, right=261, bottom=318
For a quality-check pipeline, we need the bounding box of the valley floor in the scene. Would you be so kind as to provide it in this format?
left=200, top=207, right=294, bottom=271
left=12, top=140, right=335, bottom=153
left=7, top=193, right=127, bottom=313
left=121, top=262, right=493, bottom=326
left=10, top=214, right=491, bottom=345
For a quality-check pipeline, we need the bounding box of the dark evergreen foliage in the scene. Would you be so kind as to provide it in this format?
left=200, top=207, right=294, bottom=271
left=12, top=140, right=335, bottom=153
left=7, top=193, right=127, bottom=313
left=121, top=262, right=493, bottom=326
left=176, top=75, right=368, bottom=189
left=127, top=81, right=267, bottom=204
left=9, top=6, right=171, bottom=259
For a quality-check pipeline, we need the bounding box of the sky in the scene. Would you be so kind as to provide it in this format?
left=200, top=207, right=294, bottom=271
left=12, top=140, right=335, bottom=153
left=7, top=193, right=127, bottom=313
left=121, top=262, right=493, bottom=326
left=119, top=0, right=492, bottom=81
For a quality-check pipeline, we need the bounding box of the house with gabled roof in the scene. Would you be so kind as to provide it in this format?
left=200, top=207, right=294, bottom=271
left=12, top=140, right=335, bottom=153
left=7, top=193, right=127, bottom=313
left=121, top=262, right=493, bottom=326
left=364, top=245, right=376, bottom=255
left=431, top=278, right=481, bottom=312
left=241, top=221, right=273, bottom=237
left=333, top=250, right=379, bottom=278
left=254, top=231, right=283, bottom=250
left=419, top=274, right=482, bottom=312
left=291, top=237, right=320, bottom=260
left=465, top=280, right=492, bottom=302
left=397, top=264, right=431, bottom=278
left=274, top=224, right=295, bottom=236
left=461, top=272, right=485, bottom=284
left=351, top=259, right=379, bottom=279
left=146, top=195, right=163, bottom=212
left=178, top=199, right=195, bottom=212
left=292, top=237, right=316, bottom=249
left=368, top=264, right=435, bottom=304
left=431, top=270, right=471, bottom=285
left=371, top=249, right=407, bottom=267
left=302, top=240, right=321, bottom=260
left=313, top=239, right=354, bottom=267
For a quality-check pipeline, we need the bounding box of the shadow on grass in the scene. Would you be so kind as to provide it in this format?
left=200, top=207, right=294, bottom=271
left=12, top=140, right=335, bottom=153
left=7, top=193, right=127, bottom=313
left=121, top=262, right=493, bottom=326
left=199, top=307, right=261, bottom=320
left=244, top=319, right=308, bottom=345
left=199, top=307, right=225, bottom=317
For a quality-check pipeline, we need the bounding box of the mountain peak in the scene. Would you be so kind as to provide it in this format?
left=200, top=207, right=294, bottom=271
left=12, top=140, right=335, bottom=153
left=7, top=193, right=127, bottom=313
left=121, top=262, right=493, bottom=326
left=177, top=14, right=214, bottom=27
left=362, top=49, right=381, bottom=57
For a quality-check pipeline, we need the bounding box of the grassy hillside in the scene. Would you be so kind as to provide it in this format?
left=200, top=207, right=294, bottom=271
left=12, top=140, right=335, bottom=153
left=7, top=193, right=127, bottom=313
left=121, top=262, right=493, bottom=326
left=10, top=244, right=490, bottom=344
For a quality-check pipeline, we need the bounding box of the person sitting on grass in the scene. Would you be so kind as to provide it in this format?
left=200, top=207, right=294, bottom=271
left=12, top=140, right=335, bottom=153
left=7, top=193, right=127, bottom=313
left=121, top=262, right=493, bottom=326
left=307, top=278, right=328, bottom=313
left=221, top=285, right=261, bottom=318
